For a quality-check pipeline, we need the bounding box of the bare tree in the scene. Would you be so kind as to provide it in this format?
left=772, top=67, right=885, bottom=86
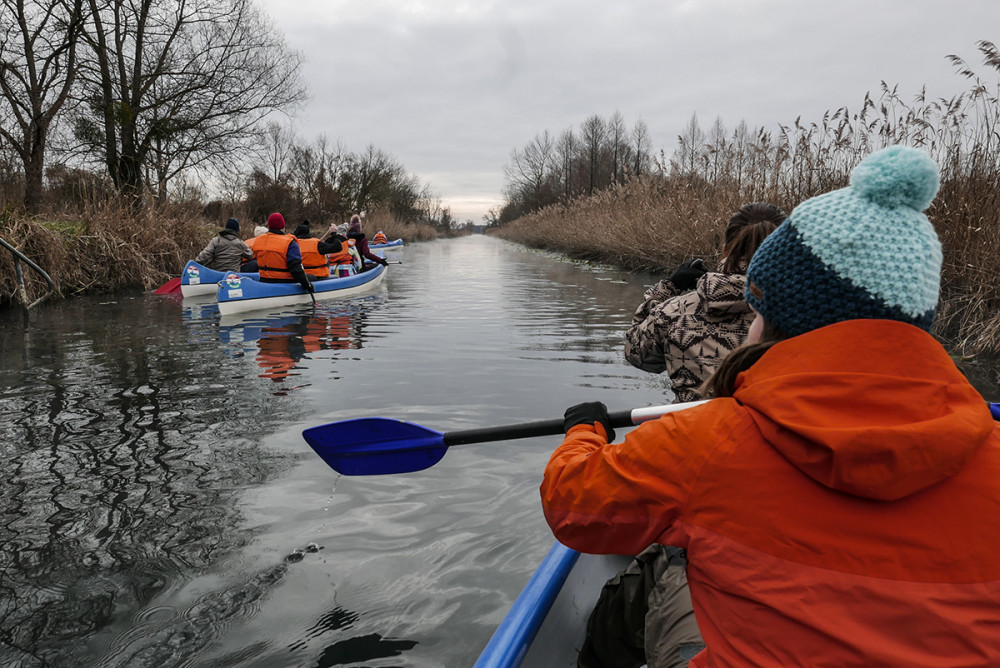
left=630, top=118, right=652, bottom=176
left=503, top=130, right=554, bottom=209
left=580, top=114, right=608, bottom=194
left=608, top=110, right=628, bottom=183
left=674, top=112, right=706, bottom=177
left=0, top=0, right=85, bottom=213
left=554, top=128, right=576, bottom=200
left=74, top=0, right=306, bottom=205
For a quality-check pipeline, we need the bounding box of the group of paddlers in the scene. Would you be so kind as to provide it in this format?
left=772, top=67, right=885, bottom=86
left=541, top=146, right=1000, bottom=667
left=195, top=213, right=389, bottom=293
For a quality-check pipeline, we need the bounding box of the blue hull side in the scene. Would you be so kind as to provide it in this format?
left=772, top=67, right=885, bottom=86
left=474, top=543, right=579, bottom=668
left=216, top=264, right=386, bottom=315
left=180, top=260, right=258, bottom=297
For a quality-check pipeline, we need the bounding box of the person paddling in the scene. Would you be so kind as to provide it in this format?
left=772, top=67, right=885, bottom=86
left=578, top=203, right=787, bottom=666
left=194, top=217, right=253, bottom=272
left=372, top=229, right=388, bottom=245
left=253, top=213, right=313, bottom=293
left=541, top=146, right=1000, bottom=667
left=346, top=214, right=388, bottom=270
left=293, top=220, right=350, bottom=281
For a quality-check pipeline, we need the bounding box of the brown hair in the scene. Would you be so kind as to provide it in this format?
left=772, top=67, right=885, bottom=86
left=719, top=202, right=787, bottom=274
left=700, top=319, right=788, bottom=398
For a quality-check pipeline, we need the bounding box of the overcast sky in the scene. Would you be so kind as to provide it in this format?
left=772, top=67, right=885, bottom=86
left=253, top=0, right=1000, bottom=223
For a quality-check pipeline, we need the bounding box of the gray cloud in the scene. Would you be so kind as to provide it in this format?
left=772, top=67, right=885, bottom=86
left=257, top=0, right=1000, bottom=222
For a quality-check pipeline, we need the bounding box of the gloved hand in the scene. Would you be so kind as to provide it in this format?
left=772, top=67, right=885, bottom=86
left=378, top=257, right=388, bottom=266
left=563, top=401, right=616, bottom=442
left=669, top=258, right=708, bottom=291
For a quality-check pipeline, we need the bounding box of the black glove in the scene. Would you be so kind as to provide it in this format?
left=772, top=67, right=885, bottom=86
left=378, top=257, right=388, bottom=266
left=563, top=401, right=616, bottom=442
left=669, top=258, right=708, bottom=291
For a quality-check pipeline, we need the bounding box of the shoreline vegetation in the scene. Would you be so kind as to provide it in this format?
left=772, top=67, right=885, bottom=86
left=493, top=42, right=1000, bottom=357
left=0, top=203, right=441, bottom=302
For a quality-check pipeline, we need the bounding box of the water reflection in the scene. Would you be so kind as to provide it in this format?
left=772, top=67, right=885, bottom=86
left=219, top=309, right=367, bottom=390
left=0, top=295, right=307, bottom=666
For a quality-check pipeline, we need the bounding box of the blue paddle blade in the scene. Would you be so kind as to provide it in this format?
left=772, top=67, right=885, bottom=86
left=302, top=417, right=448, bottom=475
left=991, top=403, right=1000, bottom=421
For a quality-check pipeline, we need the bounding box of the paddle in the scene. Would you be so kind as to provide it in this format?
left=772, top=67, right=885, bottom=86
left=153, top=277, right=182, bottom=294
left=302, top=399, right=708, bottom=476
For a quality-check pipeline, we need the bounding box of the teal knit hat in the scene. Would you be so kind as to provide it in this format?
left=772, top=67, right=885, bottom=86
left=745, top=146, right=942, bottom=337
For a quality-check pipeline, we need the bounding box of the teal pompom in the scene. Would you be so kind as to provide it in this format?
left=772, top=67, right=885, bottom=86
left=850, top=146, right=940, bottom=211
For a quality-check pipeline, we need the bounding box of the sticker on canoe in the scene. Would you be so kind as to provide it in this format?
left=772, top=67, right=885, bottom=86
left=227, top=289, right=243, bottom=298
left=186, top=265, right=200, bottom=277
left=224, top=273, right=242, bottom=289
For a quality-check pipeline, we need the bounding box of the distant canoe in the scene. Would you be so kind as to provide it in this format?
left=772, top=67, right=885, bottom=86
left=216, top=264, right=386, bottom=316
left=370, top=239, right=404, bottom=249
left=180, top=260, right=258, bottom=297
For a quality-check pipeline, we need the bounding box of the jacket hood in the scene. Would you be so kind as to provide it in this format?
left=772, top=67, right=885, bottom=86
left=734, top=319, right=992, bottom=501
left=220, top=229, right=239, bottom=239
left=697, top=272, right=752, bottom=320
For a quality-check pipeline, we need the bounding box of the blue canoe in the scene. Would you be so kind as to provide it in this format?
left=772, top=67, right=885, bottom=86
left=216, top=264, right=386, bottom=316
left=475, top=542, right=630, bottom=668
left=180, top=260, right=258, bottom=297
left=370, top=238, right=404, bottom=249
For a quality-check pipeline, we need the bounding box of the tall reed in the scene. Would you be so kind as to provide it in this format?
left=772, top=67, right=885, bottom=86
left=495, top=41, right=1000, bottom=354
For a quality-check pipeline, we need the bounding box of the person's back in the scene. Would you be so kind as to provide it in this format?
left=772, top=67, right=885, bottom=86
left=255, top=213, right=312, bottom=292
left=195, top=218, right=252, bottom=272
left=659, top=322, right=1000, bottom=666
left=294, top=222, right=331, bottom=280
left=625, top=203, right=785, bottom=403
left=542, top=147, right=1000, bottom=667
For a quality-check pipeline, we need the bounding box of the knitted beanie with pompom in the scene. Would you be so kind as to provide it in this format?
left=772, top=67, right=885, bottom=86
left=745, top=145, right=942, bottom=337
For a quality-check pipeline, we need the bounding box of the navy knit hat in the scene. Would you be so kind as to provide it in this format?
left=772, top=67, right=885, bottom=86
left=745, top=146, right=942, bottom=337
left=225, top=217, right=240, bottom=232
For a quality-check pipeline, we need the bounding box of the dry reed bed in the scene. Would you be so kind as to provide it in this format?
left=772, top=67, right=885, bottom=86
left=496, top=42, right=1000, bottom=354
left=494, top=170, right=1000, bottom=355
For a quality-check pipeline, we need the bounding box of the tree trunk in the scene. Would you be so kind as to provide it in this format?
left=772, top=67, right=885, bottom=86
left=22, top=125, right=46, bottom=214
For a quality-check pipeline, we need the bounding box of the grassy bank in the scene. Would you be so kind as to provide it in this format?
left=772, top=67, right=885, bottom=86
left=0, top=202, right=436, bottom=306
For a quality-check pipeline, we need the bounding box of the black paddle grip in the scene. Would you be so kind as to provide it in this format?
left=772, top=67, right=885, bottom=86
left=442, top=410, right=635, bottom=447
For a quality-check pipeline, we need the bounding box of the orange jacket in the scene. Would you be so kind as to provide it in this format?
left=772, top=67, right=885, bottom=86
left=541, top=319, right=1000, bottom=667
left=373, top=231, right=388, bottom=244
left=254, top=233, right=295, bottom=280
left=296, top=237, right=330, bottom=278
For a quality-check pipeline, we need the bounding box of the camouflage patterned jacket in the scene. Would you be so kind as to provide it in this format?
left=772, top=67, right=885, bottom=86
left=624, top=272, right=753, bottom=403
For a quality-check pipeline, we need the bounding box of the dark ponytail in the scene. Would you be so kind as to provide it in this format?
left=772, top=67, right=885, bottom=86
left=719, top=202, right=787, bottom=275
left=700, top=318, right=789, bottom=398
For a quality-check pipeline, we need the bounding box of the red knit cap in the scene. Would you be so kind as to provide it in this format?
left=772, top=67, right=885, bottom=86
left=267, top=212, right=285, bottom=229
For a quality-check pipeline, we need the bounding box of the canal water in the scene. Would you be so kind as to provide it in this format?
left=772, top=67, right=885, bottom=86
left=0, top=235, right=682, bottom=667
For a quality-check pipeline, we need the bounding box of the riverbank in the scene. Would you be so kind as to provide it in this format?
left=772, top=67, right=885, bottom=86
left=491, top=174, right=1000, bottom=356
left=0, top=204, right=436, bottom=306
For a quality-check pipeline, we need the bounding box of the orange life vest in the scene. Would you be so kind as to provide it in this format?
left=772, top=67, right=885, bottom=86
left=373, top=232, right=388, bottom=244
left=297, top=237, right=330, bottom=278
left=326, top=238, right=353, bottom=265
left=241, top=236, right=259, bottom=267
left=254, top=232, right=295, bottom=280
